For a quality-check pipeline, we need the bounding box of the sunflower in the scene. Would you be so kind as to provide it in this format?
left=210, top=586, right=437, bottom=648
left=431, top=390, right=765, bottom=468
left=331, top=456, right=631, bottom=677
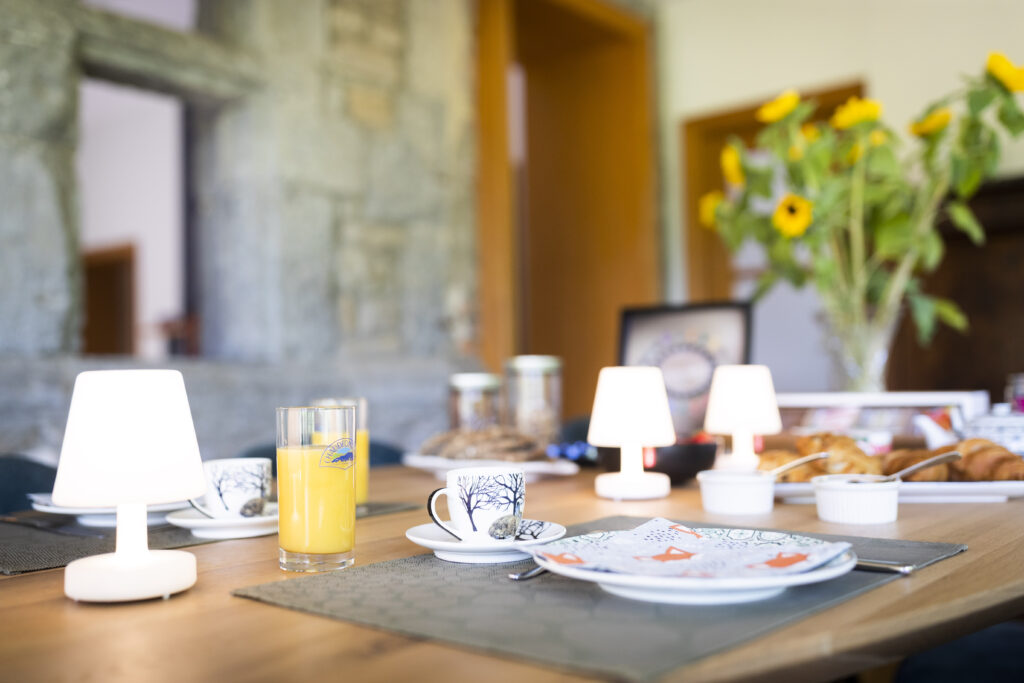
left=987, top=52, right=1024, bottom=93
left=756, top=89, right=801, bottom=123
left=772, top=193, right=813, bottom=238
left=869, top=130, right=888, bottom=147
left=788, top=144, right=803, bottom=162
left=801, top=122, right=821, bottom=141
left=831, top=96, right=883, bottom=130
left=699, top=191, right=723, bottom=228
left=910, top=108, right=952, bottom=137
left=720, top=145, right=745, bottom=187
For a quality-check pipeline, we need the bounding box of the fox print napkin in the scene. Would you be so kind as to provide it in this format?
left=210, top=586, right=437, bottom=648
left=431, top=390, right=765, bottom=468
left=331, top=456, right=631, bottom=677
left=531, top=517, right=851, bottom=579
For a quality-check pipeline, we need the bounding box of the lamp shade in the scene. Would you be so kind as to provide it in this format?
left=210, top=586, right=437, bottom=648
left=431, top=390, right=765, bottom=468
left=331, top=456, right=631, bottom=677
left=703, top=364, right=782, bottom=436
left=52, top=370, right=206, bottom=507
left=587, top=366, right=676, bottom=447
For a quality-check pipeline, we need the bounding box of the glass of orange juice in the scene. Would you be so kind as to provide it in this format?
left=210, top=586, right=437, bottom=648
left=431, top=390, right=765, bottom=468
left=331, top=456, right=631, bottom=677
left=312, top=397, right=369, bottom=507
left=276, top=405, right=356, bottom=572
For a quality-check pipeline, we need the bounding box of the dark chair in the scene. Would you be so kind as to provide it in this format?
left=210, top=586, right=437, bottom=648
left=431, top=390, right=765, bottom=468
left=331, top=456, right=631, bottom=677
left=369, top=440, right=404, bottom=467
left=0, top=454, right=57, bottom=514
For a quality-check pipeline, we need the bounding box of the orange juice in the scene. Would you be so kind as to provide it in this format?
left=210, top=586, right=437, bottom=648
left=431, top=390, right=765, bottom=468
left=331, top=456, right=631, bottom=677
left=355, top=428, right=369, bottom=505
left=277, top=444, right=355, bottom=554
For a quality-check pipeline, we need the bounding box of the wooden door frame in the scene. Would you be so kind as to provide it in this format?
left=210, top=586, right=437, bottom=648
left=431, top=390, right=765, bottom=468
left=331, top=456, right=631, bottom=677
left=682, top=82, right=863, bottom=301
left=475, top=0, right=654, bottom=375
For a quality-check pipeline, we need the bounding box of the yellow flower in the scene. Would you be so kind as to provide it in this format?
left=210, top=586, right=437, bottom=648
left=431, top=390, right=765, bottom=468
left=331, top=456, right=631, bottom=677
left=831, top=96, right=883, bottom=130
left=699, top=191, right=724, bottom=228
left=772, top=193, right=813, bottom=238
left=910, top=108, right=952, bottom=137
left=987, top=52, right=1024, bottom=93
left=756, top=89, right=800, bottom=123
left=801, top=123, right=821, bottom=141
left=869, top=129, right=888, bottom=146
left=788, top=144, right=803, bottom=162
left=720, top=145, right=745, bottom=187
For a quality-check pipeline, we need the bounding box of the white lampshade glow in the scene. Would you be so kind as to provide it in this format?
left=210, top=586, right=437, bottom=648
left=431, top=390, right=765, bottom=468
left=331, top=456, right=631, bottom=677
left=703, top=364, right=782, bottom=471
left=52, top=370, right=207, bottom=603
left=588, top=366, right=676, bottom=500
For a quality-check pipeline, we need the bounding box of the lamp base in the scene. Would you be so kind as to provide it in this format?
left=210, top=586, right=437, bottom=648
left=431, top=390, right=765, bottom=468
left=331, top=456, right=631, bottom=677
left=595, top=471, right=671, bottom=500
left=64, top=549, right=197, bottom=602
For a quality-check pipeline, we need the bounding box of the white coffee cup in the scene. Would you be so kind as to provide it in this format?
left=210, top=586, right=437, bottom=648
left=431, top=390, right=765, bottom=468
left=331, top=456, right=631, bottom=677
left=192, top=458, right=271, bottom=519
left=427, top=466, right=525, bottom=543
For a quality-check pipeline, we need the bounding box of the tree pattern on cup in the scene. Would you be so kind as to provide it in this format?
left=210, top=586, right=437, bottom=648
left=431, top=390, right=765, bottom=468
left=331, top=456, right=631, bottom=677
left=457, top=472, right=524, bottom=533
left=208, top=463, right=270, bottom=516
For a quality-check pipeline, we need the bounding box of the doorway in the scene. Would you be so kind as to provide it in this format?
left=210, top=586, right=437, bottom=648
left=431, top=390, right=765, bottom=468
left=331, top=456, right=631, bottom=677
left=476, top=0, right=659, bottom=418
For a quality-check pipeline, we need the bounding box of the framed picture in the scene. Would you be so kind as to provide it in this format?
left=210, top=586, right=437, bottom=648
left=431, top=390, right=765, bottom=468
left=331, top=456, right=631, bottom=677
left=619, top=301, right=751, bottom=440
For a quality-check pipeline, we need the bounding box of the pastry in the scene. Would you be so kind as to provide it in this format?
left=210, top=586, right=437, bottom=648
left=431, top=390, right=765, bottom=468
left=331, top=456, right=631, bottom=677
left=948, top=439, right=1024, bottom=481
left=419, top=426, right=546, bottom=462
left=881, top=449, right=948, bottom=482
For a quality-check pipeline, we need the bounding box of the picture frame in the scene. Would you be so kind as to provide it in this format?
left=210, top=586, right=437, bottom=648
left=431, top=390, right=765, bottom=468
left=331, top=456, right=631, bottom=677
left=619, top=301, right=751, bottom=440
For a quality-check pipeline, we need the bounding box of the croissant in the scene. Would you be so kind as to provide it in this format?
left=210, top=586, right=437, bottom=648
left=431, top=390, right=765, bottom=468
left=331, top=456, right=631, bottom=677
left=949, top=439, right=1024, bottom=481
left=795, top=432, right=859, bottom=457
left=882, top=449, right=949, bottom=482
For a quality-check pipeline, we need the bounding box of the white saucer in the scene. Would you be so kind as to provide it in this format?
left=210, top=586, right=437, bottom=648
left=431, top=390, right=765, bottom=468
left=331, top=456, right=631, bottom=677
left=28, top=493, right=189, bottom=527
left=165, top=503, right=278, bottom=539
left=405, top=519, right=566, bottom=564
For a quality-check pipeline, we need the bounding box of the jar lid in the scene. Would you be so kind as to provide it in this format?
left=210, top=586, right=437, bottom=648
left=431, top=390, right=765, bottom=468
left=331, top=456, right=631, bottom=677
left=505, top=355, right=562, bottom=372
left=449, top=373, right=502, bottom=390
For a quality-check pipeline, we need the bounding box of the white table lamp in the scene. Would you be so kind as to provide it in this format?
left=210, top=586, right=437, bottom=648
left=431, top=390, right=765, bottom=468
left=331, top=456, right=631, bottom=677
left=703, top=364, right=782, bottom=471
left=588, top=366, right=676, bottom=500
left=52, top=370, right=207, bottom=602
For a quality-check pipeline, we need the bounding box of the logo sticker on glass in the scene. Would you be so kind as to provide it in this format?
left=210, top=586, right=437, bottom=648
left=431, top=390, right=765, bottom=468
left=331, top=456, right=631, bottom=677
left=320, top=438, right=355, bottom=470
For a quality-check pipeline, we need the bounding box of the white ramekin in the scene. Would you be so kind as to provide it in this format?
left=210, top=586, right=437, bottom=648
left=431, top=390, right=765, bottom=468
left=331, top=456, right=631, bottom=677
left=811, top=474, right=900, bottom=524
left=696, top=470, right=775, bottom=515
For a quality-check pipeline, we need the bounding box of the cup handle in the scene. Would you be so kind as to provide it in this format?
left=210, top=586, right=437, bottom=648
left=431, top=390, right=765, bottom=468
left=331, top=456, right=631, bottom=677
left=427, top=487, right=463, bottom=540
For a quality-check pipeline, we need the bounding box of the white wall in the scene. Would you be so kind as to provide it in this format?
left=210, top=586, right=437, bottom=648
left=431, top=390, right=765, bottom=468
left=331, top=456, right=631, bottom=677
left=655, top=0, right=1024, bottom=390
left=77, top=79, right=184, bottom=359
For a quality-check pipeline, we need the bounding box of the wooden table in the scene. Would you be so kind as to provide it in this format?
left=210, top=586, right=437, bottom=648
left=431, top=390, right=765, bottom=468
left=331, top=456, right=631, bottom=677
left=2, top=466, right=1024, bottom=682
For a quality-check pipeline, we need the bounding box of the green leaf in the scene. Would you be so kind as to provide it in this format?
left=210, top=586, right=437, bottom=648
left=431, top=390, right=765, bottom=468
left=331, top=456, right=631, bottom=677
left=968, top=86, right=998, bottom=116
left=908, top=292, right=937, bottom=346
left=920, top=230, right=944, bottom=271
left=874, top=217, right=913, bottom=258
left=746, top=167, right=774, bottom=198
left=951, top=151, right=984, bottom=198
left=866, top=145, right=901, bottom=178
left=998, top=96, right=1024, bottom=136
left=753, top=270, right=779, bottom=300
left=947, top=200, right=986, bottom=245
left=933, top=297, right=969, bottom=333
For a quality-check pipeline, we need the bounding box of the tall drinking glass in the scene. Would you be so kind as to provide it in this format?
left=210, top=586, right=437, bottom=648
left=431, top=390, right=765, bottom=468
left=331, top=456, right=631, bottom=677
left=312, top=397, right=369, bottom=506
left=276, top=405, right=356, bottom=572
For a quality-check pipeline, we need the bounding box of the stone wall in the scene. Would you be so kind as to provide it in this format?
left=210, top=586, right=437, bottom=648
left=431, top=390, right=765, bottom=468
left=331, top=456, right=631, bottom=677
left=192, top=0, right=476, bottom=361
left=0, top=0, right=477, bottom=459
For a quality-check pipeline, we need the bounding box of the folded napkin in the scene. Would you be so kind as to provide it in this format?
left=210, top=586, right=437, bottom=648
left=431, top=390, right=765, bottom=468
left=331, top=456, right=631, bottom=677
left=531, top=517, right=851, bottom=579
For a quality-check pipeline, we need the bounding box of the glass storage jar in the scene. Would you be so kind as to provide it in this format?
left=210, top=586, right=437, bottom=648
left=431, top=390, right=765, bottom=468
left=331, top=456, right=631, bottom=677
left=448, top=373, right=502, bottom=431
left=504, top=355, right=562, bottom=447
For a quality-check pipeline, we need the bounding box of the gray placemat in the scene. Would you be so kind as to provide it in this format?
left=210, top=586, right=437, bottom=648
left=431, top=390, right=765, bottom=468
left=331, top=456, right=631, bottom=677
left=1, top=501, right=418, bottom=576
left=0, top=520, right=216, bottom=575
left=233, top=515, right=967, bottom=681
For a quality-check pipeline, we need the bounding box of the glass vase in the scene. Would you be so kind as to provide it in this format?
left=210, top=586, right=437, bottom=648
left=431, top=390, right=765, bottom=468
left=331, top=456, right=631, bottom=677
left=818, top=309, right=899, bottom=393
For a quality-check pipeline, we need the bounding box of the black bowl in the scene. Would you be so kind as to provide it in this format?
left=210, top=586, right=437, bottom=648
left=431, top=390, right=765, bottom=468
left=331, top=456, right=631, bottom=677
left=597, top=443, right=718, bottom=486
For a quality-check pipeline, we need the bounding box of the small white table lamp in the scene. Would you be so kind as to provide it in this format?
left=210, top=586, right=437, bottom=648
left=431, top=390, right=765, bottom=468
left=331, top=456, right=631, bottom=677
left=52, top=370, right=207, bottom=602
left=588, top=366, right=676, bottom=500
left=703, top=364, right=782, bottom=471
